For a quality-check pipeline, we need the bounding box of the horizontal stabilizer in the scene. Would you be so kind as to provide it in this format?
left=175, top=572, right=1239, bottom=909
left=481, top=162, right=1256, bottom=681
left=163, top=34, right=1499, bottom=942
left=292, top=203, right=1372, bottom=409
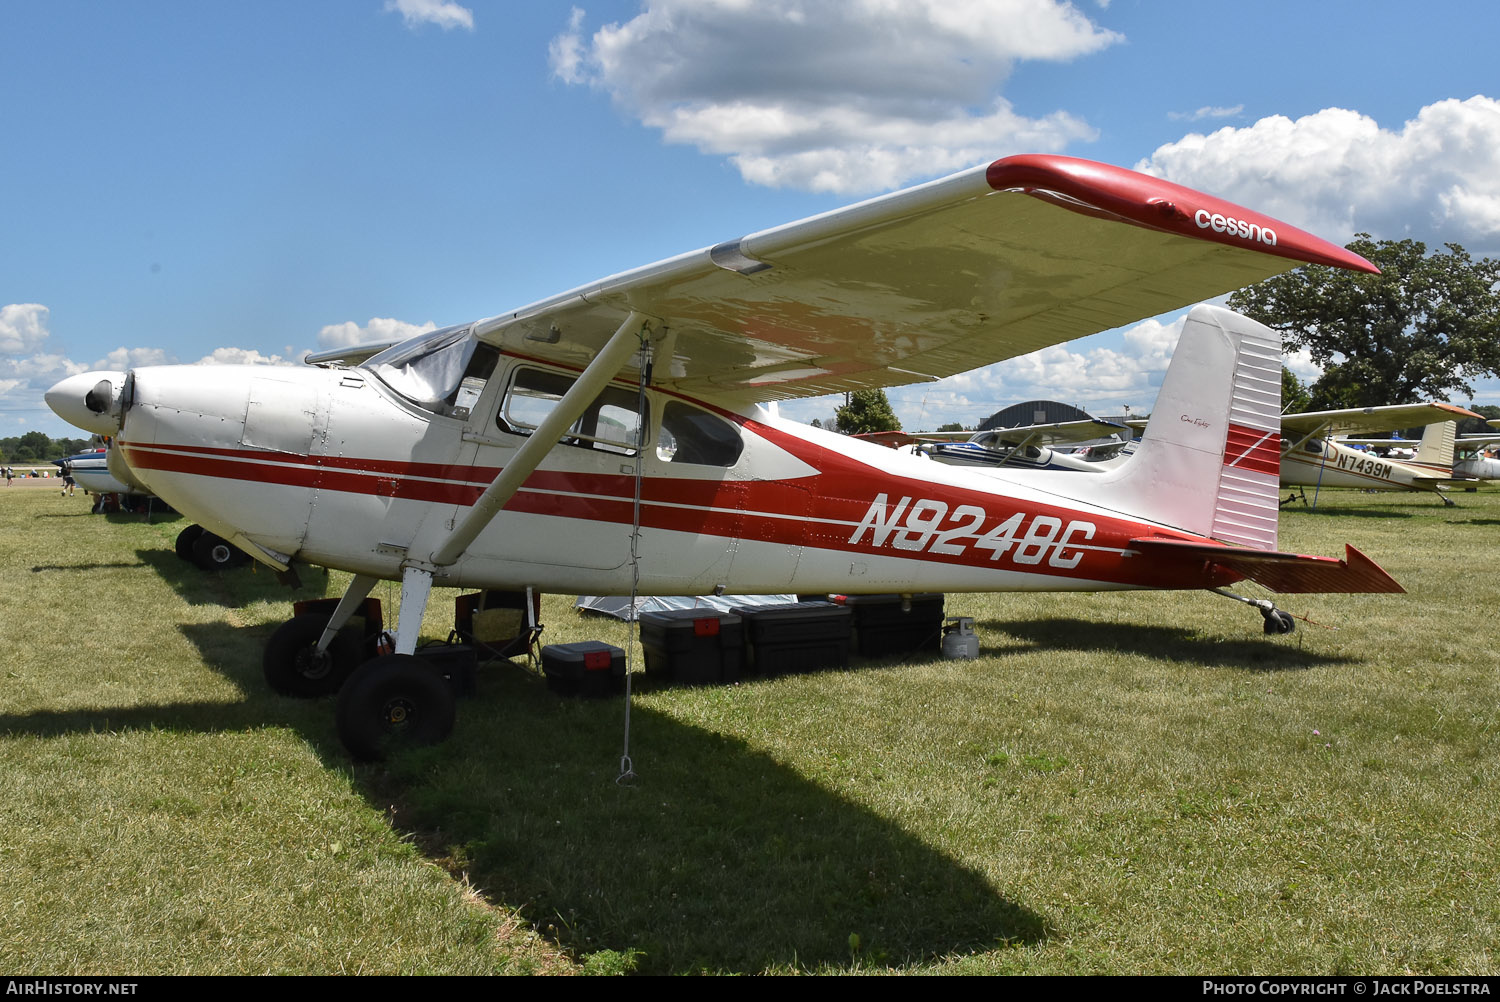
left=1129, top=538, right=1405, bottom=594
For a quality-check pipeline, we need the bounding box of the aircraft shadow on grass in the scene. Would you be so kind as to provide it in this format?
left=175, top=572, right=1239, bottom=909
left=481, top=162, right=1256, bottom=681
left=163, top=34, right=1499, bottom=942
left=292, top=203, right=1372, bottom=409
left=979, top=617, right=1355, bottom=672
left=1288, top=505, right=1415, bottom=520
left=2, top=618, right=1049, bottom=974
left=132, top=548, right=330, bottom=608
left=30, top=560, right=149, bottom=573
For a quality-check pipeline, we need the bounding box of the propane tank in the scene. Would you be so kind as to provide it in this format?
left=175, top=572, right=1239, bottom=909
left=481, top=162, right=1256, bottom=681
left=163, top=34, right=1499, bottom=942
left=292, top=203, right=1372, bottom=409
left=941, top=616, right=979, bottom=659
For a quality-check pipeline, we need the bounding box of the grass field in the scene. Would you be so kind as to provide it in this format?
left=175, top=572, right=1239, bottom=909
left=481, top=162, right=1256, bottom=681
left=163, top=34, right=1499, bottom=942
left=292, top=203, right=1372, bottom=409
left=1, top=486, right=1496, bottom=974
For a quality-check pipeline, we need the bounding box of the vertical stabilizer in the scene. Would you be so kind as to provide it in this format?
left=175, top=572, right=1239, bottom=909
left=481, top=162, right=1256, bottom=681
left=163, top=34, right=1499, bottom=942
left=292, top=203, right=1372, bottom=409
left=1414, top=421, right=1457, bottom=472
left=1092, top=305, right=1283, bottom=549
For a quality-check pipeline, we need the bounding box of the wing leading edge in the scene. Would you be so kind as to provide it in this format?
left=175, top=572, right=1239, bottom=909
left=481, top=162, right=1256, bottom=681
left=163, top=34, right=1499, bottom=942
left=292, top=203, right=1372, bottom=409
left=1282, top=402, right=1482, bottom=440
left=472, top=155, right=1376, bottom=403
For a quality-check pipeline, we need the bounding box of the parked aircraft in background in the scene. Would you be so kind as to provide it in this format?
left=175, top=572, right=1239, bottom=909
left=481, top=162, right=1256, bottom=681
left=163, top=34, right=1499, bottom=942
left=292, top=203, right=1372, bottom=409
left=54, top=447, right=111, bottom=492
left=1279, top=403, right=1482, bottom=505
left=46, top=154, right=1402, bottom=758
left=924, top=419, right=1131, bottom=471
left=858, top=417, right=1131, bottom=470
left=1347, top=421, right=1500, bottom=483
left=1452, top=432, right=1500, bottom=481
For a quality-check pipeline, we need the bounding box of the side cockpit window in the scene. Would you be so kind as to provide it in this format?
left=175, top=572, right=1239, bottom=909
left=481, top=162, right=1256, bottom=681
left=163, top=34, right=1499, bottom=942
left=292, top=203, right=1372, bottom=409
left=656, top=401, right=743, bottom=467
left=362, top=325, right=499, bottom=421
left=501, top=367, right=644, bottom=456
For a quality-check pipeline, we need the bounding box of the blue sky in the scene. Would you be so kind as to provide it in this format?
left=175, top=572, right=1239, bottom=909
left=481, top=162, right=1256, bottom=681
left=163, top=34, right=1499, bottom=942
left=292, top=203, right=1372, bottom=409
left=5, top=0, right=1500, bottom=437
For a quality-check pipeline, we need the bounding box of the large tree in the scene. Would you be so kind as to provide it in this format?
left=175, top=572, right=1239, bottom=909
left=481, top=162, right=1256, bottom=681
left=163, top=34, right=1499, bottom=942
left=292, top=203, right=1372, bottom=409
left=1281, top=366, right=1311, bottom=414
left=1227, top=235, right=1500, bottom=409
left=835, top=389, right=901, bottom=435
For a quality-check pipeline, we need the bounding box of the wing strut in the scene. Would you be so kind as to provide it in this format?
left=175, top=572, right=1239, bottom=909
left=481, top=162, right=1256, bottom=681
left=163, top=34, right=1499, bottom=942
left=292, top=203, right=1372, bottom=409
left=387, top=311, right=652, bottom=656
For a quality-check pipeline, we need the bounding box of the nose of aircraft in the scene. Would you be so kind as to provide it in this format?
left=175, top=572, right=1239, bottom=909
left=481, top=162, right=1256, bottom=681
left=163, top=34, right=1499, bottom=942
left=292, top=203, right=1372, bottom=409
left=45, top=370, right=129, bottom=436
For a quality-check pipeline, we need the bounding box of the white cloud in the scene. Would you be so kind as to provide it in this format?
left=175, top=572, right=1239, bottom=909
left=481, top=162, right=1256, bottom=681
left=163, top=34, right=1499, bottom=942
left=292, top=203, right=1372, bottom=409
left=385, top=0, right=474, bottom=32
left=1138, top=96, right=1500, bottom=255
left=1168, top=105, right=1244, bottom=123
left=0, top=304, right=51, bottom=356
left=194, top=347, right=298, bottom=366
left=776, top=315, right=1189, bottom=431
left=317, top=317, right=437, bottom=349
left=1282, top=346, right=1323, bottom=387
left=95, top=346, right=175, bottom=371
left=552, top=0, right=1119, bottom=194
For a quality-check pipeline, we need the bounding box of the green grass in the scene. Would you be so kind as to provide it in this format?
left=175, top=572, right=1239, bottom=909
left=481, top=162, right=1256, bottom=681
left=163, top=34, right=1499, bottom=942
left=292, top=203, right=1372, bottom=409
left=2, top=486, right=1498, bottom=974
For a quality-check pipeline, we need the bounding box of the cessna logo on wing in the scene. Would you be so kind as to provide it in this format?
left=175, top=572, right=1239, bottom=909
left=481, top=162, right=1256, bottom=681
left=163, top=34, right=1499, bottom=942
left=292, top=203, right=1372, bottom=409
left=1195, top=209, right=1278, bottom=247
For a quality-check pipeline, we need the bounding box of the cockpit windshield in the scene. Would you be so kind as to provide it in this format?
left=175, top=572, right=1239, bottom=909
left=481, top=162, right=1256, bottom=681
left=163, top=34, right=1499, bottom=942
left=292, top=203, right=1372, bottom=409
left=361, top=324, right=498, bottom=420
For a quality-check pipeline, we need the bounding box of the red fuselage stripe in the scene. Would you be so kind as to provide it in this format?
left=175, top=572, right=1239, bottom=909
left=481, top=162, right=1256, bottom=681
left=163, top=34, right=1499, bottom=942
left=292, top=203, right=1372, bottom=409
left=122, top=426, right=1221, bottom=588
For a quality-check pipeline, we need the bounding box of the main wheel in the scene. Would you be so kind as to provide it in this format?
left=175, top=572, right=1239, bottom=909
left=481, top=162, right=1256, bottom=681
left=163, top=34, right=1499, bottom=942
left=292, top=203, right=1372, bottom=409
left=191, top=531, right=247, bottom=571
left=336, top=655, right=456, bottom=761
left=263, top=612, right=364, bottom=697
left=175, top=524, right=204, bottom=561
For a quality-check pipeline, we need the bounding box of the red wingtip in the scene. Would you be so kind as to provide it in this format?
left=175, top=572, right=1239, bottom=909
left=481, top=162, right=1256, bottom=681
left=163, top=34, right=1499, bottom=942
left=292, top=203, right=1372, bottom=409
left=986, top=154, right=1379, bottom=275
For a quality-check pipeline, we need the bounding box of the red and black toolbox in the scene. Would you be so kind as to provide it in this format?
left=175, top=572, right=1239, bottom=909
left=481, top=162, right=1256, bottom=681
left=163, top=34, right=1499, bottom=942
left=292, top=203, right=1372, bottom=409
left=541, top=641, right=626, bottom=697
left=638, top=608, right=745, bottom=685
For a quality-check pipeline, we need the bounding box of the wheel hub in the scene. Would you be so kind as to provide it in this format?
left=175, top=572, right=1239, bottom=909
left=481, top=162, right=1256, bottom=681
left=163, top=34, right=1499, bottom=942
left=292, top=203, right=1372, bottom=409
left=294, top=646, right=333, bottom=680
left=383, top=698, right=415, bottom=727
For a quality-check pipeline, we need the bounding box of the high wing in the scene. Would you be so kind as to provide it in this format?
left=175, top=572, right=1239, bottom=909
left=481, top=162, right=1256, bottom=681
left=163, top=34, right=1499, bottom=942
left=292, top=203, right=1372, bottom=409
left=963, top=418, right=1131, bottom=450
left=1455, top=435, right=1500, bottom=455
left=468, top=155, right=1375, bottom=403
left=851, top=430, right=922, bottom=448
left=1281, top=402, right=1481, bottom=441
left=305, top=340, right=405, bottom=367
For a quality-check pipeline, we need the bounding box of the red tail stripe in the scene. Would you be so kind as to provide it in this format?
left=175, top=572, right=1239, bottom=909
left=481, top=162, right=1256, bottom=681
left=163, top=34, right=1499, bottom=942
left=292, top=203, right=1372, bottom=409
left=1223, top=423, right=1280, bottom=477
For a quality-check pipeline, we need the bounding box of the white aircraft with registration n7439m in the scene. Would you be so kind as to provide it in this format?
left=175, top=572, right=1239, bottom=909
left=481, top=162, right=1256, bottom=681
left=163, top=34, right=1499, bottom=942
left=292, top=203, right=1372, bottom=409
left=1279, top=403, right=1483, bottom=505
left=46, top=154, right=1403, bottom=758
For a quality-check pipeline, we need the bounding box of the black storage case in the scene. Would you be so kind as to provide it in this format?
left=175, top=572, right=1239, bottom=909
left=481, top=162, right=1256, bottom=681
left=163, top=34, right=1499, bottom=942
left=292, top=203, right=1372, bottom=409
left=416, top=642, right=479, bottom=697
left=541, top=641, right=626, bottom=697
left=732, top=601, right=852, bottom=675
left=639, top=609, right=744, bottom=685
left=842, top=593, right=945, bottom=656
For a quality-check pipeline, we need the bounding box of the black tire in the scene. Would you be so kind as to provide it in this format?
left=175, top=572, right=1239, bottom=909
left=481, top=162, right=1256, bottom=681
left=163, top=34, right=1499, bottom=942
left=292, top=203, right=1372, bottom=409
left=175, top=524, right=204, bottom=562
left=192, top=531, right=247, bottom=571
left=1263, top=610, right=1296, bottom=635
left=263, top=612, right=364, bottom=697
left=336, top=655, right=456, bottom=761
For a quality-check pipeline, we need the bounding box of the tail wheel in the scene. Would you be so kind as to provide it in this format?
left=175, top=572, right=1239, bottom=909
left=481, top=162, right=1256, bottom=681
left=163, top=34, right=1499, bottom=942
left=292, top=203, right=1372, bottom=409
left=175, top=524, right=204, bottom=562
left=336, top=655, right=456, bottom=761
left=1263, top=609, right=1297, bottom=635
left=263, top=612, right=364, bottom=697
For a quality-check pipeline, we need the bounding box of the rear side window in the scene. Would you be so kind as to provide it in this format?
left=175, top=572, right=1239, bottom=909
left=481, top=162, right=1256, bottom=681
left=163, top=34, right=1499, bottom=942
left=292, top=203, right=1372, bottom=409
left=656, top=401, right=742, bottom=467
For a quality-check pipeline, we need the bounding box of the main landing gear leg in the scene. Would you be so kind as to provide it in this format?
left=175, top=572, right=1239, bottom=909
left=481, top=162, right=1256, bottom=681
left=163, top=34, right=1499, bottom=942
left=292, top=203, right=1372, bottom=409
left=393, top=564, right=434, bottom=655
left=1210, top=587, right=1296, bottom=635
left=317, top=573, right=379, bottom=653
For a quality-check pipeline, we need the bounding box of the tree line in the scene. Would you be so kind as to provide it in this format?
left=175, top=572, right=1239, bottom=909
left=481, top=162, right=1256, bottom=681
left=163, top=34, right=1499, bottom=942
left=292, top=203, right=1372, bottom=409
left=0, top=432, right=95, bottom=464
left=1232, top=235, right=1500, bottom=414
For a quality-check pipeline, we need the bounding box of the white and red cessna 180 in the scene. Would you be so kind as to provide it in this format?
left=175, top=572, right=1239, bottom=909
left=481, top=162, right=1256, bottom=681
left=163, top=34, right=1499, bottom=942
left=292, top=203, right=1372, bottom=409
left=47, top=155, right=1403, bottom=757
